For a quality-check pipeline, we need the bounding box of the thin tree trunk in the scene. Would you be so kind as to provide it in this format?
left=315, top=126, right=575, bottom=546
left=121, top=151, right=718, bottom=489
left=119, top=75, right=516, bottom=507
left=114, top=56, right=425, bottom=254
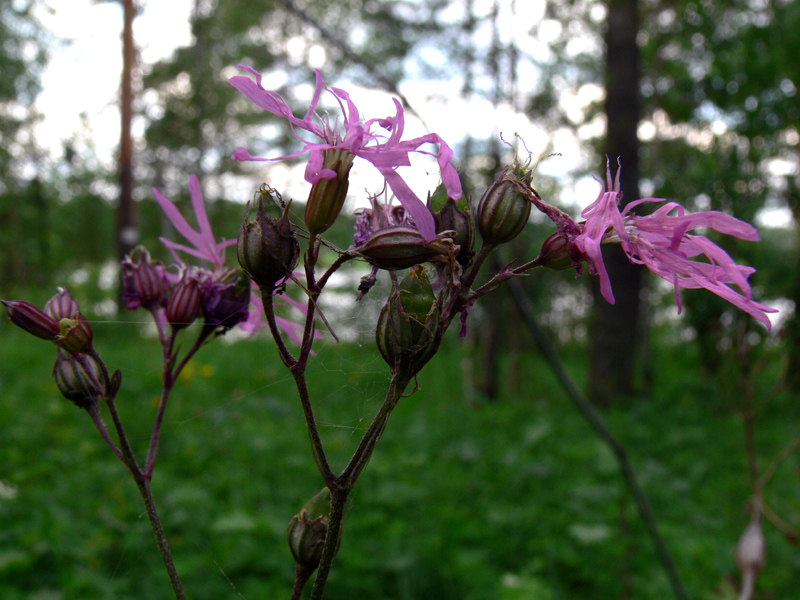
left=784, top=148, right=800, bottom=391
left=589, top=0, right=644, bottom=406
left=117, top=0, right=138, bottom=295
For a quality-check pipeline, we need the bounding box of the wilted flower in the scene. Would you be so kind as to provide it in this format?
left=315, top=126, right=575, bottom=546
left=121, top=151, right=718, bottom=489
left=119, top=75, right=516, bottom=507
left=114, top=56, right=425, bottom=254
left=55, top=312, right=94, bottom=355
left=53, top=349, right=104, bottom=409
left=429, top=183, right=474, bottom=268
left=228, top=66, right=462, bottom=240
left=353, top=192, right=415, bottom=247
left=200, top=273, right=250, bottom=331
left=476, top=165, right=533, bottom=246
left=376, top=265, right=441, bottom=375
left=237, top=196, right=300, bottom=291
left=355, top=225, right=452, bottom=271
left=570, top=164, right=777, bottom=329
left=287, top=487, right=334, bottom=569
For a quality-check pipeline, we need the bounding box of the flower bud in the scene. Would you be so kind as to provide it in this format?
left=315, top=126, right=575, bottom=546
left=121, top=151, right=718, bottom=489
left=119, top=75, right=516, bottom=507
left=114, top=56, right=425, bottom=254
left=55, top=312, right=94, bottom=354
left=536, top=231, right=573, bottom=270
left=166, top=270, right=203, bottom=330
left=121, top=247, right=167, bottom=311
left=376, top=265, right=441, bottom=374
left=1, top=299, right=60, bottom=340
left=287, top=487, right=333, bottom=568
left=53, top=349, right=104, bottom=409
left=476, top=165, right=533, bottom=245
left=44, top=287, right=81, bottom=321
left=237, top=196, right=300, bottom=291
left=356, top=226, right=450, bottom=271
left=305, top=149, right=355, bottom=236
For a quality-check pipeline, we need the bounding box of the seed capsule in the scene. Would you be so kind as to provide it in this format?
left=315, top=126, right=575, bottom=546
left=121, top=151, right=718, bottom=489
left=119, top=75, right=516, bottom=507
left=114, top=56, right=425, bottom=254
left=237, top=194, right=300, bottom=292
left=53, top=349, right=104, bottom=409
left=356, top=226, right=450, bottom=271
left=287, top=487, right=334, bottom=568
left=376, top=266, right=441, bottom=375
left=476, top=165, right=533, bottom=245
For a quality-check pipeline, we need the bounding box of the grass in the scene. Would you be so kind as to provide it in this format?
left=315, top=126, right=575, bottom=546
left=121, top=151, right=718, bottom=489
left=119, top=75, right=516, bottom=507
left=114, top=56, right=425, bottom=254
left=0, top=313, right=797, bottom=600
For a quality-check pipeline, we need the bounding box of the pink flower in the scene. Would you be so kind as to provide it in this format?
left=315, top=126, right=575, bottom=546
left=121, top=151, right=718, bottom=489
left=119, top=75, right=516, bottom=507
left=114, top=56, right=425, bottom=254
left=572, top=166, right=777, bottom=329
left=228, top=65, right=462, bottom=240
left=239, top=291, right=318, bottom=346
left=152, top=176, right=314, bottom=340
left=153, top=175, right=236, bottom=269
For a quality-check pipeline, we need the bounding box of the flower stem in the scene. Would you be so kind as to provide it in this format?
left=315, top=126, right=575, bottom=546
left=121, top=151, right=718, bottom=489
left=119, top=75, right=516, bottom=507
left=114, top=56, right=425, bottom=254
left=289, top=363, right=336, bottom=486
left=506, top=276, right=690, bottom=600
left=261, top=289, right=334, bottom=485
left=303, top=371, right=413, bottom=600
left=85, top=402, right=125, bottom=463
left=87, top=341, right=186, bottom=597
left=145, top=329, right=211, bottom=478
left=262, top=288, right=297, bottom=368
left=134, top=476, right=187, bottom=600
left=291, top=564, right=316, bottom=600
left=340, top=370, right=412, bottom=487
left=308, top=487, right=348, bottom=600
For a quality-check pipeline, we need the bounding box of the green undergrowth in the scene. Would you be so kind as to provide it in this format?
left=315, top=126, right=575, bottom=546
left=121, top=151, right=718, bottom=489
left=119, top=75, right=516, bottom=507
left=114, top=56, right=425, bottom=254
left=0, top=315, right=797, bottom=600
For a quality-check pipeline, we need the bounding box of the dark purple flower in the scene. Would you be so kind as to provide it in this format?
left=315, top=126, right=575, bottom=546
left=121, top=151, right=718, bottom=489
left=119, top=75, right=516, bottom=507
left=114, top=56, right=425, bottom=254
left=166, top=268, right=204, bottom=330
left=201, top=276, right=250, bottom=331
left=153, top=176, right=316, bottom=342
left=44, top=287, right=81, bottom=321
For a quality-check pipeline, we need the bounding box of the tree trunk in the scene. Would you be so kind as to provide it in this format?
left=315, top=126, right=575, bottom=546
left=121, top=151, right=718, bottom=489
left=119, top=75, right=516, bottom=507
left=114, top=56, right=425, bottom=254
left=117, top=0, right=138, bottom=297
left=784, top=149, right=800, bottom=391
left=589, top=0, right=644, bottom=406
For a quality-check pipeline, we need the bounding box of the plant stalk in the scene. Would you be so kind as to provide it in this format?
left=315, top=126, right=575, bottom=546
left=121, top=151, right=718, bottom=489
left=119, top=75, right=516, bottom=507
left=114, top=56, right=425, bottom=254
left=135, top=476, right=187, bottom=600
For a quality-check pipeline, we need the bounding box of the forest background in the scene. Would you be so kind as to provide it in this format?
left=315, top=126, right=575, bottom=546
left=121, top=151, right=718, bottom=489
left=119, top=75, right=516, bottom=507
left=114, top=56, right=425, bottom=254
left=1, top=0, right=799, bottom=598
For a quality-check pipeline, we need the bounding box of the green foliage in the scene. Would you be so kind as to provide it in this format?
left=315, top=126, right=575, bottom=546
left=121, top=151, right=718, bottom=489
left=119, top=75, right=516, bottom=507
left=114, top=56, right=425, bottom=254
left=0, top=0, right=47, bottom=179
left=1, top=318, right=797, bottom=599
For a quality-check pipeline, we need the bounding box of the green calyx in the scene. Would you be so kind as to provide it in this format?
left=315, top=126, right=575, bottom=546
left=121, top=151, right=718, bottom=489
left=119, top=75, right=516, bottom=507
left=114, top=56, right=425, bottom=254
left=476, top=165, right=533, bottom=246
left=304, top=149, right=355, bottom=236
left=237, top=193, right=300, bottom=292
left=287, top=487, right=333, bottom=568
left=376, top=265, right=442, bottom=376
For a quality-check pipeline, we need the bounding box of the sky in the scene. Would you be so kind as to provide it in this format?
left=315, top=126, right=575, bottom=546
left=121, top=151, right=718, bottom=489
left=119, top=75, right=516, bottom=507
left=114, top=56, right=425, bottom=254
left=29, top=0, right=790, bottom=230
left=35, top=0, right=194, bottom=158
left=31, top=0, right=604, bottom=212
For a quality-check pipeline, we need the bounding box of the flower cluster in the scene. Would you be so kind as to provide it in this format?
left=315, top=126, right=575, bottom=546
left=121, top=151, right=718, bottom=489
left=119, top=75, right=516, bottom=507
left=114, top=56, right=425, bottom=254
left=134, top=175, right=314, bottom=343
left=122, top=176, right=247, bottom=336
